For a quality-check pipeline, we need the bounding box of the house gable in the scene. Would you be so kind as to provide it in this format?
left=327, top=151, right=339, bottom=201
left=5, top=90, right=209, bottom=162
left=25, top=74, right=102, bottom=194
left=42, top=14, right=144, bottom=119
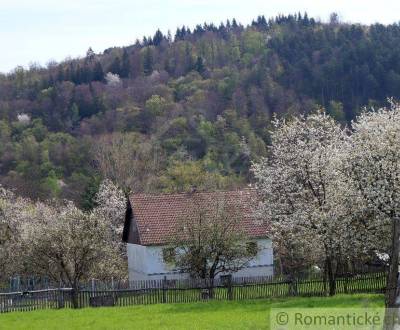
left=123, top=189, right=269, bottom=246
left=122, top=197, right=141, bottom=244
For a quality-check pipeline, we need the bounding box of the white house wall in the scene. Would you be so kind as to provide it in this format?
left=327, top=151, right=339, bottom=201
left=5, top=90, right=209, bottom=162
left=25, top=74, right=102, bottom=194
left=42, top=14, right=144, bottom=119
left=234, top=238, right=273, bottom=277
left=127, top=243, right=148, bottom=280
left=145, top=245, right=189, bottom=280
left=127, top=238, right=273, bottom=281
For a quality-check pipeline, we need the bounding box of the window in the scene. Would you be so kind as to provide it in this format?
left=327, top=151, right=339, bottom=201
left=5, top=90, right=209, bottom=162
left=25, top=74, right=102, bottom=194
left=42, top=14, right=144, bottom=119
left=246, top=241, right=258, bottom=257
left=162, top=247, right=176, bottom=263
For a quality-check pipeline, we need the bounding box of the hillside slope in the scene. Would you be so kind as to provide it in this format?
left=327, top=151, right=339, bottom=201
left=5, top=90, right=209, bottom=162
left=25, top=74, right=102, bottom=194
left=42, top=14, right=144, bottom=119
left=1, top=14, right=400, bottom=205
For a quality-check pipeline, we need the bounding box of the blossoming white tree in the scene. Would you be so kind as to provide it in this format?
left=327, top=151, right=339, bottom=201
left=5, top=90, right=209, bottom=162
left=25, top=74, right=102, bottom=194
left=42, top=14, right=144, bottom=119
left=95, top=179, right=127, bottom=256
left=347, top=102, right=400, bottom=307
left=0, top=187, right=30, bottom=281
left=164, top=196, right=258, bottom=292
left=22, top=200, right=125, bottom=307
left=252, top=112, right=374, bottom=295
left=0, top=182, right=127, bottom=304
left=95, top=180, right=126, bottom=239
left=105, top=72, right=121, bottom=87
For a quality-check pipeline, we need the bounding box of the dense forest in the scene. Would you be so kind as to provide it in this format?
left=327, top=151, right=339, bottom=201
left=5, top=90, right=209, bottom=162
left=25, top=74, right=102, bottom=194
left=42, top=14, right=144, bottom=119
left=1, top=13, right=400, bottom=207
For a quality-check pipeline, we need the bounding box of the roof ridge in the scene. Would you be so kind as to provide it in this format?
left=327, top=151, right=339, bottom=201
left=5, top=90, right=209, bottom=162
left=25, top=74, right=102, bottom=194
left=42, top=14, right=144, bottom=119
left=130, top=187, right=256, bottom=198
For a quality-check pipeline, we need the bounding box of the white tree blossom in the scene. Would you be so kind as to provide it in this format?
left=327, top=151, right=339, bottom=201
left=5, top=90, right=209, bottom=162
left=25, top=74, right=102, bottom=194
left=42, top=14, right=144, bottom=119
left=0, top=182, right=127, bottom=295
left=17, top=113, right=30, bottom=124
left=252, top=112, right=375, bottom=294
left=95, top=179, right=126, bottom=238
left=21, top=200, right=126, bottom=306
left=347, top=101, right=400, bottom=307
left=94, top=179, right=127, bottom=259
left=105, top=72, right=121, bottom=87
left=0, top=187, right=29, bottom=280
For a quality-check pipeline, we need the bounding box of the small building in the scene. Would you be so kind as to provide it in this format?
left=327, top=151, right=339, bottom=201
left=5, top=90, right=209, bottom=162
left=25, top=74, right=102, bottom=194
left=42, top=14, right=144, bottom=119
left=122, top=190, right=273, bottom=281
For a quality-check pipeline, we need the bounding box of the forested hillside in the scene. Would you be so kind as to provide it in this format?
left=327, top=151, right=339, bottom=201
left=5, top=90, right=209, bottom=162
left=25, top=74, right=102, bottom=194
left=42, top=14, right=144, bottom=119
left=1, top=13, right=400, bottom=207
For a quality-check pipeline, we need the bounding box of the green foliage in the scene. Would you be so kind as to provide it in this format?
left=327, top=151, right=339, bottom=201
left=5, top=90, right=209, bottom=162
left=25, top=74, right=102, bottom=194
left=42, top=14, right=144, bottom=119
left=157, top=160, right=242, bottom=192
left=327, top=101, right=346, bottom=122
left=2, top=14, right=400, bottom=200
left=78, top=175, right=101, bottom=211
left=145, top=95, right=168, bottom=116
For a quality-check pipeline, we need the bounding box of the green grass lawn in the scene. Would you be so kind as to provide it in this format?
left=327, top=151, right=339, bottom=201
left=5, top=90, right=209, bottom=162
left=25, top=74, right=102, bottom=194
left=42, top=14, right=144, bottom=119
left=0, top=294, right=384, bottom=330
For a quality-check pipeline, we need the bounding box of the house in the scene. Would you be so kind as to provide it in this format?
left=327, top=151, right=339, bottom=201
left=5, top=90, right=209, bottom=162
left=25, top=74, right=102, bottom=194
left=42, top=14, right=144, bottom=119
left=122, top=189, right=273, bottom=281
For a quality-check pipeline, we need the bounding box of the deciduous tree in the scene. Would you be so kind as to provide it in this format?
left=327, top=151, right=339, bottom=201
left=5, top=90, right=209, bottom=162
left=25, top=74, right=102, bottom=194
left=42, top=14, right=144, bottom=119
left=22, top=200, right=125, bottom=307
left=252, top=112, right=370, bottom=295
left=164, top=195, right=258, bottom=290
left=347, top=102, right=400, bottom=307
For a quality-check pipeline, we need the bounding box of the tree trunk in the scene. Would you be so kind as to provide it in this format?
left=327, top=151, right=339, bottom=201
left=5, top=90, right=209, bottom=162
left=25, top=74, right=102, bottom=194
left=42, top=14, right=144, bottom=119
left=288, top=274, right=298, bottom=296
left=385, top=217, right=400, bottom=307
left=383, top=217, right=400, bottom=330
left=71, top=284, right=80, bottom=309
left=208, top=277, right=215, bottom=299
left=326, top=257, right=336, bottom=296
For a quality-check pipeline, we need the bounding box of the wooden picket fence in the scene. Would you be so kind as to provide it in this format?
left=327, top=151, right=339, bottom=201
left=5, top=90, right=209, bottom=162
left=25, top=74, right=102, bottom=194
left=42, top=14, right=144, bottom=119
left=0, top=272, right=387, bottom=313
left=0, top=289, right=73, bottom=313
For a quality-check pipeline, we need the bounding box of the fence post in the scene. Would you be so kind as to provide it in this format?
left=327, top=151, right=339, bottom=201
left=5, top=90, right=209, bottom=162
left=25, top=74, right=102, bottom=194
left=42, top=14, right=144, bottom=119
left=344, top=273, right=349, bottom=294
left=287, top=276, right=298, bottom=296
left=162, top=276, right=167, bottom=303
left=57, top=289, right=65, bottom=309
left=227, top=276, right=233, bottom=300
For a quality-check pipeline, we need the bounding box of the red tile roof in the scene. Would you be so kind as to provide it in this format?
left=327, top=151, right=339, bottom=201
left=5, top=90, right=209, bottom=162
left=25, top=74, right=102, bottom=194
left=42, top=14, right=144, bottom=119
left=129, top=189, right=269, bottom=246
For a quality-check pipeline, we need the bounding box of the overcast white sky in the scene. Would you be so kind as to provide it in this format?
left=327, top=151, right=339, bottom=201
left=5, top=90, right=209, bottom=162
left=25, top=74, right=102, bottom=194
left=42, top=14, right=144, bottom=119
left=1, top=0, right=399, bottom=73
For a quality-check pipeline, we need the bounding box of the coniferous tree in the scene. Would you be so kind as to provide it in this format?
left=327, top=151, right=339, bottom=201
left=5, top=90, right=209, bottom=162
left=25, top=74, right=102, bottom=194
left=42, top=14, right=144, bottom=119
left=167, top=30, right=173, bottom=43
left=109, top=57, right=121, bottom=75
left=120, top=49, right=130, bottom=78
left=143, top=47, right=154, bottom=75
left=185, top=44, right=194, bottom=72
left=153, top=29, right=164, bottom=46
left=57, top=66, right=64, bottom=82
left=175, top=27, right=183, bottom=41
left=86, top=47, right=96, bottom=62
left=232, top=18, right=238, bottom=29
left=92, top=61, right=104, bottom=81
left=80, top=65, right=91, bottom=83
left=195, top=56, right=205, bottom=74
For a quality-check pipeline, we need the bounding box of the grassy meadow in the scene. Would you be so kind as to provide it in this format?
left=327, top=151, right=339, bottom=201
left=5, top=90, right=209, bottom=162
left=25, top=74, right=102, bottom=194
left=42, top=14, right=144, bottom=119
left=0, top=294, right=384, bottom=330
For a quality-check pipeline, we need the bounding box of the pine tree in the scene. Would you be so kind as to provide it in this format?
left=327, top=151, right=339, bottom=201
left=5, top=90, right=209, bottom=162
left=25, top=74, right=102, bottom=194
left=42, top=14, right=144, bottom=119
left=185, top=44, right=194, bottom=72
left=143, top=47, right=154, bottom=75
left=153, top=29, right=164, bottom=46
left=174, top=27, right=182, bottom=41
left=110, top=57, right=121, bottom=75
left=232, top=18, right=238, bottom=29
left=80, top=65, right=91, bottom=83
left=194, top=24, right=205, bottom=36
left=303, top=12, right=310, bottom=25
left=57, top=67, right=64, bottom=82
left=167, top=30, right=172, bottom=43
left=72, top=64, right=81, bottom=84
left=86, top=47, right=95, bottom=62
left=92, top=61, right=104, bottom=81
left=195, top=56, right=205, bottom=74
left=120, top=49, right=130, bottom=78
